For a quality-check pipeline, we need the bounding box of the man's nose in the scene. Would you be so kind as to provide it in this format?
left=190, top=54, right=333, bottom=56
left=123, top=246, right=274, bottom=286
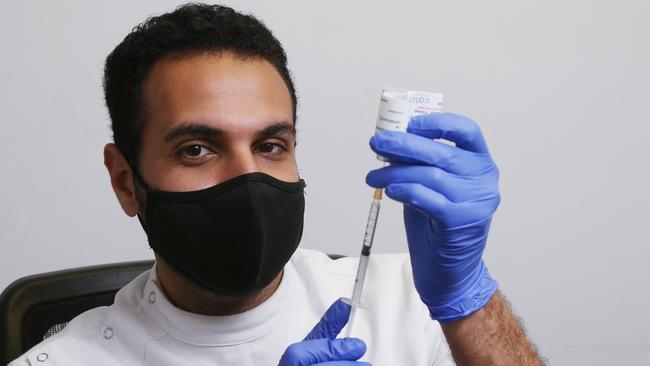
left=221, top=148, right=260, bottom=181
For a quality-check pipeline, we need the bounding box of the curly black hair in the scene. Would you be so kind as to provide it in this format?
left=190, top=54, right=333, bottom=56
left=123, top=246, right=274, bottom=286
left=103, top=3, right=297, bottom=166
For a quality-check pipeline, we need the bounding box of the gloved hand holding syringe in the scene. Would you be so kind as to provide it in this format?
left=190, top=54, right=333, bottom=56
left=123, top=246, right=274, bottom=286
left=345, top=88, right=443, bottom=337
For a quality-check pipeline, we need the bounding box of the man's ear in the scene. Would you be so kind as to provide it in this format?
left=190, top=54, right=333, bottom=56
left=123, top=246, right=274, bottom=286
left=104, top=143, right=140, bottom=217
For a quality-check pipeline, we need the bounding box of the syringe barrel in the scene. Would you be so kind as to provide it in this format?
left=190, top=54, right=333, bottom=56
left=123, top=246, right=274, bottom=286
left=350, top=254, right=369, bottom=306
left=350, top=199, right=381, bottom=306
left=363, top=199, right=381, bottom=251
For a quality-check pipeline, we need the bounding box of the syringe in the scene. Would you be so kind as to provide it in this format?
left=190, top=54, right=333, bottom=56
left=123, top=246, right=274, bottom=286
left=345, top=187, right=383, bottom=337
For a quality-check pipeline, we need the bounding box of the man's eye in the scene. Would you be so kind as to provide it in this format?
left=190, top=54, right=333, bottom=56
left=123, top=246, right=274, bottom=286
left=180, top=144, right=211, bottom=158
left=257, top=143, right=284, bottom=154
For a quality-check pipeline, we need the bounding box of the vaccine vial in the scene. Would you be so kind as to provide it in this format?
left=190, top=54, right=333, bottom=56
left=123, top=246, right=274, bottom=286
left=375, top=87, right=444, bottom=161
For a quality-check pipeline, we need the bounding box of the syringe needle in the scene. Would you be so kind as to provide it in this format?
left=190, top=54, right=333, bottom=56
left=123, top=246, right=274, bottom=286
left=345, top=188, right=383, bottom=337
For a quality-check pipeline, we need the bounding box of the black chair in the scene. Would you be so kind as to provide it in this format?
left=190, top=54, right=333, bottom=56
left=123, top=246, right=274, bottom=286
left=0, top=260, right=154, bottom=365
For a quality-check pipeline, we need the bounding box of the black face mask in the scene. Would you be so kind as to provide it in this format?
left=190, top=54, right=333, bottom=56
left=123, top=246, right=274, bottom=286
left=136, top=172, right=306, bottom=297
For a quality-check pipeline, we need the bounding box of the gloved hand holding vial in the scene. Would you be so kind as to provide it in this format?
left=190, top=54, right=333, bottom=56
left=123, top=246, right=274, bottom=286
left=366, top=95, right=501, bottom=323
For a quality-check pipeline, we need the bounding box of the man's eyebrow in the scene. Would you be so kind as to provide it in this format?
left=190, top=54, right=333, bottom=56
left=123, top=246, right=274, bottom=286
left=164, top=123, right=224, bottom=142
left=256, top=122, right=296, bottom=140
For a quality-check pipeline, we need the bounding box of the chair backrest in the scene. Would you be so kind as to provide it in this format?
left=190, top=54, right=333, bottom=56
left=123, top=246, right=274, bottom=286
left=0, top=260, right=154, bottom=365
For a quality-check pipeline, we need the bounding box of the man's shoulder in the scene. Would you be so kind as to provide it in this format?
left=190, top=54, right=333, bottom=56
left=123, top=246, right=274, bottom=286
left=8, top=306, right=111, bottom=365
left=8, top=269, right=155, bottom=366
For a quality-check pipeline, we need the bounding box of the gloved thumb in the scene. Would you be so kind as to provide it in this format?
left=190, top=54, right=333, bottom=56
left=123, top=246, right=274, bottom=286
left=304, top=298, right=351, bottom=340
left=278, top=338, right=367, bottom=365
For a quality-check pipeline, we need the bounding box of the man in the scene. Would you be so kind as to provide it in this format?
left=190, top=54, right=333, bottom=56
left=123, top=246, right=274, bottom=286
left=10, top=3, right=544, bottom=365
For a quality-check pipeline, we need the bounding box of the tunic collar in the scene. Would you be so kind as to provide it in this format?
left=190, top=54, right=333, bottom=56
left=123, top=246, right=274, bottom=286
left=140, top=263, right=294, bottom=346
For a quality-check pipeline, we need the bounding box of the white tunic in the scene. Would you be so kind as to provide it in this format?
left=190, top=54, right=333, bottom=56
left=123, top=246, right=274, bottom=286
left=9, top=249, right=454, bottom=365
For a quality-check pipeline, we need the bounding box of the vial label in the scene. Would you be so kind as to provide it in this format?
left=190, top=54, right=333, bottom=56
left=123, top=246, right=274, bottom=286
left=408, top=91, right=443, bottom=116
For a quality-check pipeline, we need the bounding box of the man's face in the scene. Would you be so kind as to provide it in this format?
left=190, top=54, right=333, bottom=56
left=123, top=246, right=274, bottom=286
left=137, top=52, right=297, bottom=193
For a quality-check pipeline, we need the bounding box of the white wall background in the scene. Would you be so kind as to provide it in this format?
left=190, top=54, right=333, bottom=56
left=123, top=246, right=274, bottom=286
left=1, top=0, right=649, bottom=364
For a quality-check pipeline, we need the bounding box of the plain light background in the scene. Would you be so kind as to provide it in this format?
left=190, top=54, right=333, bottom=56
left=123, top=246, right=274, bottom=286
left=1, top=0, right=648, bottom=364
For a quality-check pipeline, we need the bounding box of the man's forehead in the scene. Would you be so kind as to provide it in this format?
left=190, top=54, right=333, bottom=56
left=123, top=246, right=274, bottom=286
left=141, top=52, right=294, bottom=141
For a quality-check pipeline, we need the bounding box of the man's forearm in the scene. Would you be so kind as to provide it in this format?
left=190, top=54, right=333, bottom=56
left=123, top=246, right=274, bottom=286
left=441, top=291, right=545, bottom=366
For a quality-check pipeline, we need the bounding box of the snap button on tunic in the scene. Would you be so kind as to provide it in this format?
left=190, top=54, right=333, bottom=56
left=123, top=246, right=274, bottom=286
left=103, top=327, right=114, bottom=340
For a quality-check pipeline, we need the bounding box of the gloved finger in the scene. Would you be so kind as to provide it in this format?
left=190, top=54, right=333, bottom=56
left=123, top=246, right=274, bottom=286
left=366, top=165, right=467, bottom=203
left=385, top=183, right=451, bottom=218
left=384, top=182, right=465, bottom=228
left=278, top=338, right=367, bottom=366
left=407, top=113, right=490, bottom=154
left=315, top=362, right=372, bottom=366
left=370, top=132, right=491, bottom=176
left=386, top=183, right=497, bottom=228
left=304, top=298, right=351, bottom=341
left=367, top=164, right=499, bottom=203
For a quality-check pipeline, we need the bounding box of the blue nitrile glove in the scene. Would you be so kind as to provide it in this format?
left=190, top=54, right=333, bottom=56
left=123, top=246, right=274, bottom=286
left=278, top=298, right=371, bottom=366
left=366, top=112, right=500, bottom=323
